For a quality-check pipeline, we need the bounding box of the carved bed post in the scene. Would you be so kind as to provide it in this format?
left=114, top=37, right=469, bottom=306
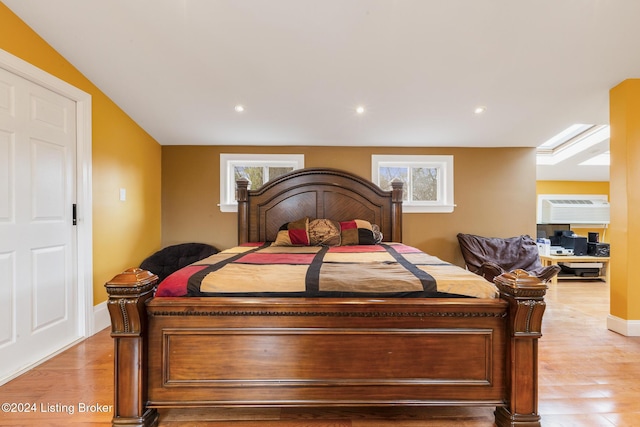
left=105, top=268, right=159, bottom=427
left=237, top=177, right=249, bottom=244
left=390, top=178, right=403, bottom=243
left=493, top=269, right=548, bottom=427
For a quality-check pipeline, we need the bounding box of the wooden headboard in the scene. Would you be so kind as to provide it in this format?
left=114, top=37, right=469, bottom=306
left=237, top=168, right=403, bottom=244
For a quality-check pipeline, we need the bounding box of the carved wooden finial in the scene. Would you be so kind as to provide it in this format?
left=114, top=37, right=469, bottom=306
left=236, top=177, right=250, bottom=203
left=390, top=179, right=404, bottom=200
left=105, top=268, right=157, bottom=336
left=495, top=269, right=547, bottom=337
left=105, top=268, right=158, bottom=299
left=106, top=267, right=157, bottom=288
left=390, top=178, right=403, bottom=188
left=494, top=269, right=547, bottom=299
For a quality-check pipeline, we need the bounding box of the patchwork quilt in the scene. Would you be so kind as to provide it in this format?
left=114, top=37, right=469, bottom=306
left=155, top=243, right=499, bottom=299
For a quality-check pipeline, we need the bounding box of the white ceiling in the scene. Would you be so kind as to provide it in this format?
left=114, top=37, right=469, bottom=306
left=5, top=0, right=639, bottom=181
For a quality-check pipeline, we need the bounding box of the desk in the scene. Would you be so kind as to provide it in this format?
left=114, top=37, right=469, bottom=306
left=539, top=255, right=610, bottom=286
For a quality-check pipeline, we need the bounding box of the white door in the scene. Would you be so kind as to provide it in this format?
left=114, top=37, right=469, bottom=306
left=0, top=66, right=80, bottom=382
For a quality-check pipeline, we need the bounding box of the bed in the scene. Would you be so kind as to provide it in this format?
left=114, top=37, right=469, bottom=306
left=105, top=167, right=547, bottom=427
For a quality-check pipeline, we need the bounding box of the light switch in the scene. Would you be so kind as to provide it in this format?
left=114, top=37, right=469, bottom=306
left=119, top=188, right=126, bottom=201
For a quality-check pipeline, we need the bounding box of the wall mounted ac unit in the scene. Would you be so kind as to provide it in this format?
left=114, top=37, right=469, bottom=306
left=538, top=194, right=610, bottom=224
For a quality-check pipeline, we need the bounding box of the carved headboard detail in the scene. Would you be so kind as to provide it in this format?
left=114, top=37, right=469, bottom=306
left=237, top=168, right=403, bottom=244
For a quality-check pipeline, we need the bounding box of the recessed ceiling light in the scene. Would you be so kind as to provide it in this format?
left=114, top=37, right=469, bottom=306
left=234, top=105, right=245, bottom=113
left=474, top=106, right=486, bottom=114
left=356, top=105, right=365, bottom=115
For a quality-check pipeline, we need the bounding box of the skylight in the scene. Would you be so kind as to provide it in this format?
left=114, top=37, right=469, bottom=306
left=580, top=151, right=610, bottom=166
left=538, top=124, right=592, bottom=149
left=536, top=124, right=610, bottom=166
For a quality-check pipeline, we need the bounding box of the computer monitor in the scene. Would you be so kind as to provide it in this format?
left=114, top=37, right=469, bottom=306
left=536, top=223, right=571, bottom=240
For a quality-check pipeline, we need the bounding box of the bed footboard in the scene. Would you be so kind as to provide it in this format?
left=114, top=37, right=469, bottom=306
left=105, top=269, right=546, bottom=427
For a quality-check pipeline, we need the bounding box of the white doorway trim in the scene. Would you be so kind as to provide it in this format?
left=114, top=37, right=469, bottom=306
left=0, top=48, right=94, bottom=337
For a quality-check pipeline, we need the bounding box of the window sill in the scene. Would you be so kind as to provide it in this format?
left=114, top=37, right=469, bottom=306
left=403, top=204, right=455, bottom=214
left=219, top=203, right=237, bottom=213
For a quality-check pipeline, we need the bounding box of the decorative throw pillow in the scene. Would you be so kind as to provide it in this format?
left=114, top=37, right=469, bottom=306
left=272, top=217, right=310, bottom=246
left=339, top=219, right=382, bottom=245
left=371, top=223, right=384, bottom=244
left=308, top=218, right=341, bottom=246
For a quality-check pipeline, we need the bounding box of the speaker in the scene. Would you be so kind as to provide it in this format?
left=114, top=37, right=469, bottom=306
left=588, top=242, right=610, bottom=257
left=561, top=235, right=588, bottom=256
left=588, top=232, right=599, bottom=243
left=573, top=238, right=588, bottom=256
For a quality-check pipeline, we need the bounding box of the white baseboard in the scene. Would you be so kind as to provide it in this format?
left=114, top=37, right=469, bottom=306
left=607, top=315, right=640, bottom=336
left=93, top=301, right=110, bottom=333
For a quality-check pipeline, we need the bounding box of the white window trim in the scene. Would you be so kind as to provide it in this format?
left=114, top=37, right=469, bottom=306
left=219, top=153, right=304, bottom=212
left=372, top=155, right=455, bottom=213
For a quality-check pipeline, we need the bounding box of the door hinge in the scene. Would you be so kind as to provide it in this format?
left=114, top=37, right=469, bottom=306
left=72, top=204, right=77, bottom=226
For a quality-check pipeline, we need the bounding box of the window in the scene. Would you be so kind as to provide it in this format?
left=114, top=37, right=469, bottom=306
left=372, top=155, right=454, bottom=213
left=219, top=154, right=304, bottom=212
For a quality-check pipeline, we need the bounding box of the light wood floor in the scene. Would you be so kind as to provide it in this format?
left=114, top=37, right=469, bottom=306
left=1, top=280, right=639, bottom=426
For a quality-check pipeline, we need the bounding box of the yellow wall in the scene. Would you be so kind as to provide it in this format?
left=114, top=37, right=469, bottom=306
left=162, top=145, right=538, bottom=267
left=0, top=3, right=162, bottom=305
left=536, top=181, right=610, bottom=242
left=610, top=79, right=640, bottom=323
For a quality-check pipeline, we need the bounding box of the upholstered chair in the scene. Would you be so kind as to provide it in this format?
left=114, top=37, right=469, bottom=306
left=457, top=233, right=560, bottom=284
